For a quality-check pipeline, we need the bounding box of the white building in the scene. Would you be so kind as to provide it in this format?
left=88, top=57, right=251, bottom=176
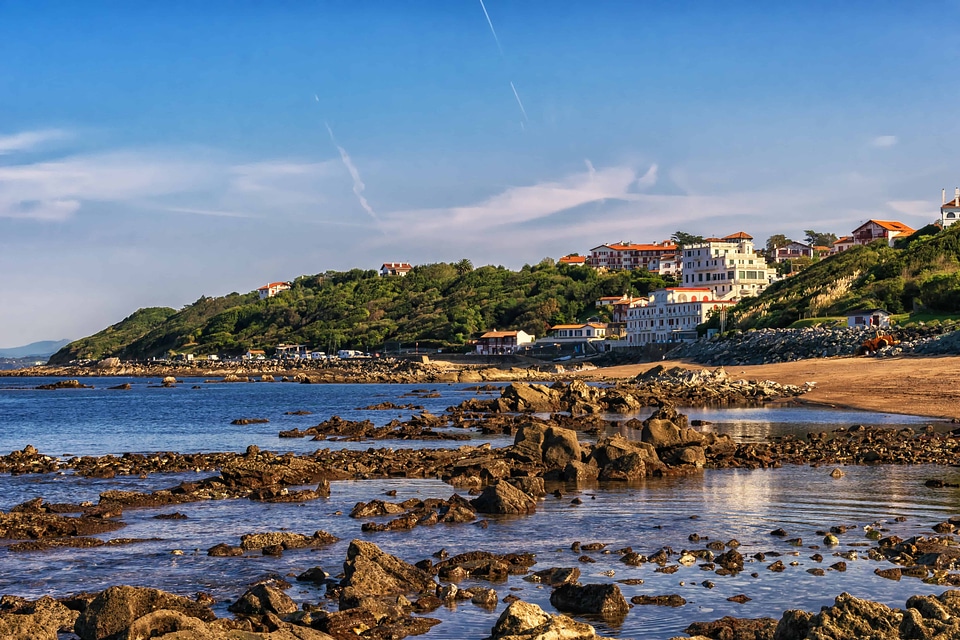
left=774, top=241, right=814, bottom=263
left=942, top=188, right=960, bottom=227
left=625, top=288, right=736, bottom=345
left=257, top=282, right=291, bottom=299
left=544, top=323, right=607, bottom=342
left=679, top=232, right=776, bottom=300
left=588, top=241, right=678, bottom=271
left=475, top=330, right=535, bottom=355
left=380, top=262, right=412, bottom=276
left=846, top=309, right=891, bottom=328
left=851, top=220, right=915, bottom=247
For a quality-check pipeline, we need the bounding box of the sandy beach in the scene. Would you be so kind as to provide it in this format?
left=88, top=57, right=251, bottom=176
left=576, top=355, right=960, bottom=420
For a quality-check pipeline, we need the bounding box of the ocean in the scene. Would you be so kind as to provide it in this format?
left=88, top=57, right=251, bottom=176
left=1, top=377, right=957, bottom=639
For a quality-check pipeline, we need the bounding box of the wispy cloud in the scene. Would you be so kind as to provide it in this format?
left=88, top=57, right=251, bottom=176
left=385, top=163, right=657, bottom=236
left=324, top=122, right=382, bottom=225
left=0, top=129, right=70, bottom=155
left=872, top=135, right=898, bottom=148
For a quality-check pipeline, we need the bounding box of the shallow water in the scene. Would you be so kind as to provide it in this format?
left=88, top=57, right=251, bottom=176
left=1, top=377, right=957, bottom=639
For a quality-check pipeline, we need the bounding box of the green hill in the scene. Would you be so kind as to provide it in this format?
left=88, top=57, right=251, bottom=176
left=50, top=261, right=670, bottom=363
left=729, top=223, right=960, bottom=329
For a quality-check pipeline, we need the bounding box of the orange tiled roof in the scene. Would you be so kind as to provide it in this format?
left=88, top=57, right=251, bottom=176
left=941, top=198, right=960, bottom=209
left=559, top=255, right=586, bottom=264
left=723, top=231, right=753, bottom=240
left=479, top=331, right=519, bottom=339
left=258, top=282, right=289, bottom=290
left=862, top=220, right=915, bottom=234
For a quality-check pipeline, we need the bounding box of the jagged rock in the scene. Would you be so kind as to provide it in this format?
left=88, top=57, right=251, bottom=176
left=227, top=583, right=297, bottom=617
left=523, top=567, right=580, bottom=586
left=542, top=427, right=581, bottom=470
left=340, top=539, right=436, bottom=599
left=487, top=600, right=601, bottom=640
left=549, top=583, right=629, bottom=618
left=74, top=586, right=215, bottom=640
left=773, top=592, right=901, bottom=639
left=471, top=481, right=537, bottom=515
left=0, top=596, right=77, bottom=640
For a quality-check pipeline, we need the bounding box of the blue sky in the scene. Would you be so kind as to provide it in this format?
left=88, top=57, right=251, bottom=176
left=2, top=1, right=959, bottom=345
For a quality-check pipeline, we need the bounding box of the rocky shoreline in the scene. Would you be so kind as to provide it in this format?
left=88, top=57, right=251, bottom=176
left=1, top=377, right=959, bottom=639
left=0, top=357, right=568, bottom=384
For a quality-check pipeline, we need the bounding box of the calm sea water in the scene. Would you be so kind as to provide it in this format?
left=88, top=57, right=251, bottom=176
left=1, top=377, right=957, bottom=639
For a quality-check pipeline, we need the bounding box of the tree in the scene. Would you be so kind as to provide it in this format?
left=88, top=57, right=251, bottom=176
left=454, top=258, right=474, bottom=275
left=671, top=231, right=704, bottom=248
left=804, top=230, right=838, bottom=247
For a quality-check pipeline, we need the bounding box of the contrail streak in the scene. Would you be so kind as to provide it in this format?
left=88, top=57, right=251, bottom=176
left=478, top=0, right=504, bottom=57
left=324, top=122, right=381, bottom=225
left=510, top=81, right=528, bottom=122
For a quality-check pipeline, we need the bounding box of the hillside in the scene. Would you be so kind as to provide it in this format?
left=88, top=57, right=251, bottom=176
left=50, top=261, right=670, bottom=363
left=731, top=223, right=960, bottom=329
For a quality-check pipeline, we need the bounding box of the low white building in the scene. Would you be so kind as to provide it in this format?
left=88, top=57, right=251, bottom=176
left=625, top=288, right=736, bottom=345
left=380, top=262, right=412, bottom=276
left=257, top=282, right=291, bottom=299
left=846, top=309, right=891, bottom=328
left=475, top=330, right=535, bottom=355
left=679, top=232, right=777, bottom=300
left=545, top=323, right=607, bottom=342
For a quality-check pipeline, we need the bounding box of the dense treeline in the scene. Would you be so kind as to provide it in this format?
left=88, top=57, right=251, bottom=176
left=51, top=261, right=670, bottom=362
left=730, top=223, right=960, bottom=329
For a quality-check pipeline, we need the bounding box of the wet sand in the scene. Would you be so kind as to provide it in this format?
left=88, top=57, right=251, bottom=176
left=577, top=355, right=960, bottom=420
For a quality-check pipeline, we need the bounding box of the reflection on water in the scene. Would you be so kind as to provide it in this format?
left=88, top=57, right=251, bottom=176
left=0, top=378, right=958, bottom=639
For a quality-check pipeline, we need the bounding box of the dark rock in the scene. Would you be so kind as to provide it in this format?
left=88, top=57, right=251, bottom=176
left=74, top=586, right=214, bottom=640
left=549, top=583, right=629, bottom=618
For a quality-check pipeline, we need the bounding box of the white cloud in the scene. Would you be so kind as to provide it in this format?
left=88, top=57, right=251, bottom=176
left=0, top=129, right=70, bottom=155
left=384, top=163, right=654, bottom=236
left=872, top=135, right=898, bottom=148
left=888, top=199, right=935, bottom=218
left=0, top=136, right=343, bottom=222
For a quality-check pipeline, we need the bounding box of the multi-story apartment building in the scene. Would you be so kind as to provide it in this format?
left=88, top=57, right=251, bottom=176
left=679, top=232, right=776, bottom=300
left=624, top=288, right=735, bottom=345
left=588, top=241, right=678, bottom=272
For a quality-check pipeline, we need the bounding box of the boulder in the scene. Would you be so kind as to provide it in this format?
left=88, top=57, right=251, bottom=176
left=561, top=460, right=599, bottom=483
left=471, top=481, right=537, bottom=515
left=549, top=583, right=629, bottom=618
left=487, top=600, right=600, bottom=640
left=542, top=427, right=581, bottom=470
left=227, top=583, right=297, bottom=617
left=0, top=596, right=77, bottom=640
left=524, top=567, right=580, bottom=586
left=598, top=452, right=645, bottom=481
left=74, top=586, right=215, bottom=640
left=341, top=539, right=436, bottom=600
left=508, top=477, right=546, bottom=498
left=511, top=424, right=546, bottom=463
left=502, top=383, right=559, bottom=412
left=773, top=592, right=901, bottom=640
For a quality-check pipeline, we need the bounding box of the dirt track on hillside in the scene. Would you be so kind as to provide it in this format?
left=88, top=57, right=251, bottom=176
left=576, top=355, right=960, bottom=420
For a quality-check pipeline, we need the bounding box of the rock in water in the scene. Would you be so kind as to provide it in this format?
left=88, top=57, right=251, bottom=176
left=488, top=600, right=601, bottom=640
left=74, top=586, right=215, bottom=640
left=549, top=583, right=629, bottom=618
left=341, top=539, right=436, bottom=599
left=470, top=481, right=537, bottom=515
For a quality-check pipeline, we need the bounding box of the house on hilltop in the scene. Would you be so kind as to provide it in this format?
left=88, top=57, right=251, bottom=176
left=380, top=262, right=413, bottom=276
left=774, top=241, right=815, bottom=263
left=831, top=236, right=855, bottom=254
left=257, top=282, right=290, bottom=300
left=558, top=254, right=587, bottom=266
left=851, top=220, right=915, bottom=247
left=942, top=188, right=960, bottom=227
